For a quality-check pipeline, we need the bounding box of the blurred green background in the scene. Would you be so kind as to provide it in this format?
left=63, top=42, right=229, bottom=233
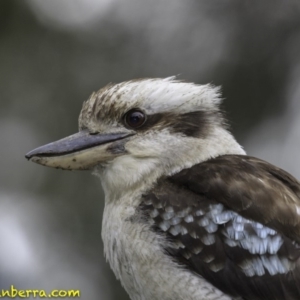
left=1, top=0, right=300, bottom=299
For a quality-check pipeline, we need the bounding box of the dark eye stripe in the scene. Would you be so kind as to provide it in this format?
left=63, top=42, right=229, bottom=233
left=123, top=109, right=222, bottom=138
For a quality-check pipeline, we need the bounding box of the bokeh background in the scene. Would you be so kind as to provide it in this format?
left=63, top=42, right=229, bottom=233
left=1, top=0, right=300, bottom=299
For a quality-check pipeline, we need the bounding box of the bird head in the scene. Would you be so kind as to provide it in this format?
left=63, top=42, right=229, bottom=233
left=26, top=77, right=244, bottom=192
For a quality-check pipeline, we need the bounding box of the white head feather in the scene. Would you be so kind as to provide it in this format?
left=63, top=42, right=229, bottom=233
left=79, top=78, right=246, bottom=198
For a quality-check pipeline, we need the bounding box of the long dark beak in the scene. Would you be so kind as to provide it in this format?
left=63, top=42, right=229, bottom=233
left=25, top=130, right=132, bottom=170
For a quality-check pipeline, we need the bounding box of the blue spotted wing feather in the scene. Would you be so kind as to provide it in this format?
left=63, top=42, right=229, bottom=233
left=140, top=155, right=300, bottom=300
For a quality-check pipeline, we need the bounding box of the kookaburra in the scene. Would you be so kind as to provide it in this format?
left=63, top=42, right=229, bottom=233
left=26, top=77, right=300, bottom=300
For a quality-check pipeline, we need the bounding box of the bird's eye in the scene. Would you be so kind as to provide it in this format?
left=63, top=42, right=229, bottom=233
left=124, top=109, right=146, bottom=129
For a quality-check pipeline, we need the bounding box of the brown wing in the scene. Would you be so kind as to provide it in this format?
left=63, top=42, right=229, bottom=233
left=171, top=155, right=300, bottom=244
left=140, top=155, right=300, bottom=300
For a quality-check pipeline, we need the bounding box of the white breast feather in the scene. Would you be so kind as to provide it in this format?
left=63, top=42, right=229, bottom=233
left=102, top=195, right=233, bottom=300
